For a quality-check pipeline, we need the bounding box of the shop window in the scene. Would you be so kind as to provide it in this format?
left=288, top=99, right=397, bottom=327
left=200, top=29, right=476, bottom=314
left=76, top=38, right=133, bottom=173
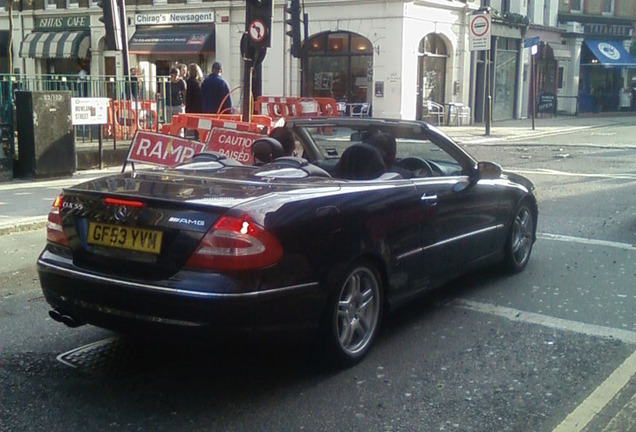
left=0, top=0, right=6, bottom=11
left=418, top=34, right=447, bottom=106
left=420, top=34, right=446, bottom=56
left=303, top=31, right=373, bottom=105
left=558, top=67, right=564, bottom=89
left=351, top=35, right=372, bottom=54
left=308, top=34, right=325, bottom=53
left=327, top=33, right=348, bottom=53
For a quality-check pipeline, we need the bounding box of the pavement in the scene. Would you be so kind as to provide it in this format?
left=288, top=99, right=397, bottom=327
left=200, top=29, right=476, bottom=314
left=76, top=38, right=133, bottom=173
left=1, top=113, right=635, bottom=236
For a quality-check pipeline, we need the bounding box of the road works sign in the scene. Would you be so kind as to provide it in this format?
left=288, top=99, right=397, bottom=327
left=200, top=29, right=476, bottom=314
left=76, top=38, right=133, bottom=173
left=127, top=131, right=206, bottom=167
left=469, top=13, right=491, bottom=51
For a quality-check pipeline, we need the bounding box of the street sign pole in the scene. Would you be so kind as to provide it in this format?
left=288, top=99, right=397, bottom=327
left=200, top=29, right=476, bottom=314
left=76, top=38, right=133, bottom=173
left=469, top=11, right=492, bottom=136
left=242, top=58, right=253, bottom=123
left=524, top=37, right=540, bottom=131
left=486, top=48, right=491, bottom=136
left=531, top=51, right=535, bottom=131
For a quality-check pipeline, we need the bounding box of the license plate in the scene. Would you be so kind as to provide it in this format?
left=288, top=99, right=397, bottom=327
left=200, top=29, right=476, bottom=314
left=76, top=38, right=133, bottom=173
left=87, top=222, right=163, bottom=254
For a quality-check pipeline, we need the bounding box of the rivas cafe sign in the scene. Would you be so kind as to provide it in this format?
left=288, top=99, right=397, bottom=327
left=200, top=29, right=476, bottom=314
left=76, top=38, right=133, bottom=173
left=35, top=15, right=90, bottom=31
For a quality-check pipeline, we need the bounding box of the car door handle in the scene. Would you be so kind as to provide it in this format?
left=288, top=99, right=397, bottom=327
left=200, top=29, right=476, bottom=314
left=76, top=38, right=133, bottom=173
left=421, top=194, right=438, bottom=206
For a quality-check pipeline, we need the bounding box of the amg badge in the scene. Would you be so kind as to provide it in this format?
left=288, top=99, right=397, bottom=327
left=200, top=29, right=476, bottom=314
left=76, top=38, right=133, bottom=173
left=168, top=217, right=205, bottom=226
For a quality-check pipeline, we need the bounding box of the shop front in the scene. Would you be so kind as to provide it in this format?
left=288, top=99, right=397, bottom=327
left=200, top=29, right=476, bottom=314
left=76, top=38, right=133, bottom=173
left=577, top=39, right=636, bottom=113
left=472, top=21, right=523, bottom=124
left=492, top=37, right=520, bottom=121
left=128, top=11, right=215, bottom=99
left=19, top=15, right=91, bottom=78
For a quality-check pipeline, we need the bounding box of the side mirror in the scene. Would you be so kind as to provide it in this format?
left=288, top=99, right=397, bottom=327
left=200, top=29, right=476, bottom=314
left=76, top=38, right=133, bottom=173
left=454, top=161, right=502, bottom=193
left=476, top=161, right=502, bottom=180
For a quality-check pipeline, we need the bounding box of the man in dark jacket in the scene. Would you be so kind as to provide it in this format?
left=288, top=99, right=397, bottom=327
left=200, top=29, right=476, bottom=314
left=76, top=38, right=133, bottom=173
left=201, top=62, right=232, bottom=114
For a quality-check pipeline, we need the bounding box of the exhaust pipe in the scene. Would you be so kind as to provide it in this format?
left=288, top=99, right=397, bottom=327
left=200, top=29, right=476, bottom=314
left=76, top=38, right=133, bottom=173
left=49, top=309, right=63, bottom=322
left=49, top=309, right=83, bottom=328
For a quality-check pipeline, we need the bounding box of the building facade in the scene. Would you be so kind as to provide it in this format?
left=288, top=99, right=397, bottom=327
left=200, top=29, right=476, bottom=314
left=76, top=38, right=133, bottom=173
left=558, top=0, right=636, bottom=113
left=2, top=0, right=636, bottom=122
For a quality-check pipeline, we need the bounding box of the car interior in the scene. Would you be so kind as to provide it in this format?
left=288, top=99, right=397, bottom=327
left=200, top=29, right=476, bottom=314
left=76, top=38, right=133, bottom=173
left=178, top=123, right=465, bottom=181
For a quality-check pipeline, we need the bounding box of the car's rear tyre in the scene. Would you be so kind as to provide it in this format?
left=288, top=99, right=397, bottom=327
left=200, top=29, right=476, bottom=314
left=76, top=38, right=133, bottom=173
left=504, top=202, right=535, bottom=273
left=321, top=260, right=383, bottom=367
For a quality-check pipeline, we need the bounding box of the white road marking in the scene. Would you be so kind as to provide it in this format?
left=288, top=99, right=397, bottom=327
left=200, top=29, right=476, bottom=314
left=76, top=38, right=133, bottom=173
left=510, top=168, right=636, bottom=180
left=601, top=391, right=636, bottom=432
left=451, top=299, right=636, bottom=432
left=538, top=233, right=636, bottom=251
left=451, top=299, right=636, bottom=345
left=551, top=350, right=636, bottom=432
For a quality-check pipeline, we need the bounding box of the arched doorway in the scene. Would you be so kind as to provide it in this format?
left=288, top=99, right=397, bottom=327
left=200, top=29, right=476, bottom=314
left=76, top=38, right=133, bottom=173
left=416, top=33, right=447, bottom=120
left=302, top=31, right=373, bottom=111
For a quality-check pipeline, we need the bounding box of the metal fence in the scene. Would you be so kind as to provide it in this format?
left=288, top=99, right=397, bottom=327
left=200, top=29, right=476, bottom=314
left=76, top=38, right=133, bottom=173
left=0, top=73, right=183, bottom=162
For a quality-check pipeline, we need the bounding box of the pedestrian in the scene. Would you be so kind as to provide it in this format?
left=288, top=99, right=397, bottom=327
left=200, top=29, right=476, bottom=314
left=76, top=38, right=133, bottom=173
left=166, top=67, right=186, bottom=123
left=76, top=62, right=88, bottom=96
left=201, top=61, right=232, bottom=114
left=185, top=63, right=203, bottom=113
left=268, top=127, right=296, bottom=156
left=128, top=67, right=139, bottom=101
left=366, top=130, right=411, bottom=178
left=179, top=63, right=188, bottom=81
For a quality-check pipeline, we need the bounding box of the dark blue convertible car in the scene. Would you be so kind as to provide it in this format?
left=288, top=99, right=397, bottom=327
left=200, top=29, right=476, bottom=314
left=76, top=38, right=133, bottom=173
left=38, top=117, right=538, bottom=366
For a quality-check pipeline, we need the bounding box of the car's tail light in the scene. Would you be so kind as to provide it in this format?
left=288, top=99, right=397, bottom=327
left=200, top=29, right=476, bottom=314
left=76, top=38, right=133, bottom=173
left=104, top=197, right=145, bottom=208
left=186, top=213, right=282, bottom=271
left=46, top=194, right=69, bottom=247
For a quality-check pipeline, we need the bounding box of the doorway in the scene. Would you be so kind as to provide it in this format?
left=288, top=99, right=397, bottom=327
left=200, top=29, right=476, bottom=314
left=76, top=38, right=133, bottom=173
left=416, top=34, right=448, bottom=120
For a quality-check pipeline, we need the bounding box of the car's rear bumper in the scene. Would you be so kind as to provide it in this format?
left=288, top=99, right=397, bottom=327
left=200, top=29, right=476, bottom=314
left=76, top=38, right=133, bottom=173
left=37, top=253, right=325, bottom=334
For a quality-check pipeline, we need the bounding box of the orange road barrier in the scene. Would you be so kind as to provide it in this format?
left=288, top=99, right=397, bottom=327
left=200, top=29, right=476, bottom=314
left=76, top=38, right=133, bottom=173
left=255, top=96, right=338, bottom=120
left=103, top=99, right=159, bottom=140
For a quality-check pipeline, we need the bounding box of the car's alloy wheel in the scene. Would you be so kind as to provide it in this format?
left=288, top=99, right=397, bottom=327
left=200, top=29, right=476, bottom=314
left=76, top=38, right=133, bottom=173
left=505, top=203, right=535, bottom=273
left=323, top=261, right=383, bottom=366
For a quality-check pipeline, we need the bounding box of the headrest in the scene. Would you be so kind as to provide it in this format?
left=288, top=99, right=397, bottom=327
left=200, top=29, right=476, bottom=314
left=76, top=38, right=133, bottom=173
left=333, top=143, right=386, bottom=180
left=251, top=137, right=284, bottom=166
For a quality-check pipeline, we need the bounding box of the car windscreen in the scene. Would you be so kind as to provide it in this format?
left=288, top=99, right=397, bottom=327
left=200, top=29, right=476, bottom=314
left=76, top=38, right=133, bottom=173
left=299, top=125, right=463, bottom=176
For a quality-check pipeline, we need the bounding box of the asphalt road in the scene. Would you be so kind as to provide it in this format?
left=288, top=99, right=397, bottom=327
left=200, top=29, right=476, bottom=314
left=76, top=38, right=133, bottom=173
left=1, top=122, right=635, bottom=432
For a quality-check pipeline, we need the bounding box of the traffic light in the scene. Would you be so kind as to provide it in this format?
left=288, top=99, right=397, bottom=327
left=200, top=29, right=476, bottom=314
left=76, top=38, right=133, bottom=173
left=285, top=0, right=302, bottom=58
left=98, top=0, right=122, bottom=51
left=246, top=0, right=273, bottom=49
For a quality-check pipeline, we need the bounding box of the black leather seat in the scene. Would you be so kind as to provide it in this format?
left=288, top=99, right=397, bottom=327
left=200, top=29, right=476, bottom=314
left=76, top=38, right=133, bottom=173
left=332, top=143, right=386, bottom=180
left=252, top=137, right=284, bottom=166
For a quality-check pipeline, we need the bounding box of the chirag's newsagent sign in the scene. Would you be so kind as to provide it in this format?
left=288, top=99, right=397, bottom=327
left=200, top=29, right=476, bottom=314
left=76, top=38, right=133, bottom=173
left=135, top=12, right=214, bottom=26
left=35, top=15, right=90, bottom=30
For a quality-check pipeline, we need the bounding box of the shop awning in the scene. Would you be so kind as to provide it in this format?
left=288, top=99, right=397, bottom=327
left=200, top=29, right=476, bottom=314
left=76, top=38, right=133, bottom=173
left=129, top=26, right=215, bottom=55
left=583, top=40, right=636, bottom=68
left=19, top=31, right=90, bottom=59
